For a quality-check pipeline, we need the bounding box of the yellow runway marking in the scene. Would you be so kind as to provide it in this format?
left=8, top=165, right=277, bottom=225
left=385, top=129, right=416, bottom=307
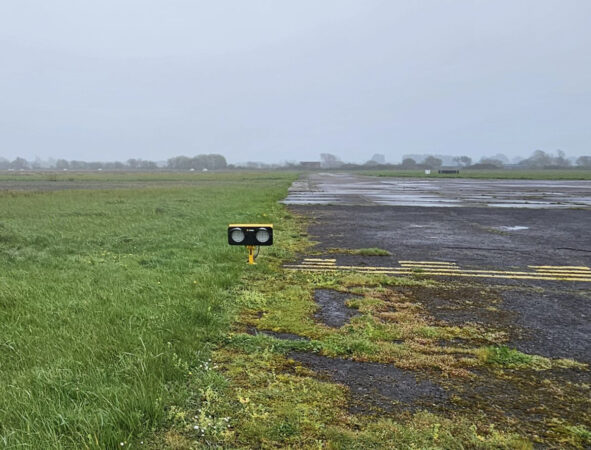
left=399, top=260, right=457, bottom=265
left=401, top=265, right=459, bottom=268
left=284, top=261, right=591, bottom=283
left=533, top=270, right=591, bottom=275
left=303, top=258, right=336, bottom=262
left=301, top=261, right=335, bottom=264
left=288, top=264, right=591, bottom=276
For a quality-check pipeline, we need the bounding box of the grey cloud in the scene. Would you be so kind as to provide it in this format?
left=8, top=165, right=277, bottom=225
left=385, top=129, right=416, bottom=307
left=1, top=1, right=589, bottom=163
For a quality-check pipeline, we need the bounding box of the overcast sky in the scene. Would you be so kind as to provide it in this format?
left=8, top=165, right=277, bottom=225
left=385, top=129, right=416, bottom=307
left=1, top=1, right=590, bottom=164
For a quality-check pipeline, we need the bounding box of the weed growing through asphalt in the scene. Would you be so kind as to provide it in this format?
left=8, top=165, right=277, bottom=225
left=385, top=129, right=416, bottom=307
left=165, top=206, right=586, bottom=448
left=476, top=345, right=586, bottom=370
left=202, top=210, right=588, bottom=448
left=232, top=269, right=586, bottom=377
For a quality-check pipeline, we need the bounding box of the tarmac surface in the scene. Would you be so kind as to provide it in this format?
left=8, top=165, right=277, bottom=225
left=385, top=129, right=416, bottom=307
left=283, top=172, right=591, bottom=208
left=289, top=352, right=448, bottom=414
left=285, top=173, right=591, bottom=363
left=281, top=173, right=591, bottom=442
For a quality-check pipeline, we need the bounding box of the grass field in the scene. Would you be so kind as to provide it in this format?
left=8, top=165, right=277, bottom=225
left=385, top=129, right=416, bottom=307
left=2, top=168, right=591, bottom=184
left=0, top=172, right=297, bottom=448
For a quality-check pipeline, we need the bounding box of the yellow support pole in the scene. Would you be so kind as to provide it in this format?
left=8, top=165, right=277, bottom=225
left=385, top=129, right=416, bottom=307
left=247, top=245, right=256, bottom=265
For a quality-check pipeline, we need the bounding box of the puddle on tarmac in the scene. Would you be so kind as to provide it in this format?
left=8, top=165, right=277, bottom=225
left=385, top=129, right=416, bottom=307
left=282, top=174, right=591, bottom=209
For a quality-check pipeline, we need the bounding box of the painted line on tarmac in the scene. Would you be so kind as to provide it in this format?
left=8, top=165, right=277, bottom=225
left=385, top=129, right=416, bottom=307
left=301, top=260, right=591, bottom=277
left=303, top=258, right=337, bottom=262
left=398, top=260, right=458, bottom=265
left=287, top=259, right=591, bottom=282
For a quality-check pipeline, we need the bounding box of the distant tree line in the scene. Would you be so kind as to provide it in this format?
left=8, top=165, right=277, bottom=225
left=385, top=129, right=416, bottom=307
left=357, top=150, right=591, bottom=170
left=0, top=154, right=228, bottom=171
left=306, top=150, right=590, bottom=170
left=1, top=149, right=590, bottom=171
left=516, top=150, right=590, bottom=169
left=166, top=154, right=227, bottom=170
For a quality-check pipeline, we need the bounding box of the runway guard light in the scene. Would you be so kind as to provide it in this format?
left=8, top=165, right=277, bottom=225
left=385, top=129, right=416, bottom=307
left=228, top=224, right=273, bottom=264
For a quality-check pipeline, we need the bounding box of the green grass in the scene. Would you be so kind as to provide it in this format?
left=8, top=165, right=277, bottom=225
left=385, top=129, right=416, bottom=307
left=476, top=345, right=547, bottom=368
left=0, top=170, right=293, bottom=185
left=476, top=345, right=585, bottom=370
left=0, top=172, right=297, bottom=448
left=357, top=169, right=591, bottom=180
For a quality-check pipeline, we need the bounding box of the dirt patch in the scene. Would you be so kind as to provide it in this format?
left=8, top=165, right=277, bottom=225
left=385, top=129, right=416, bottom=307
left=288, top=352, right=448, bottom=414
left=314, top=289, right=360, bottom=328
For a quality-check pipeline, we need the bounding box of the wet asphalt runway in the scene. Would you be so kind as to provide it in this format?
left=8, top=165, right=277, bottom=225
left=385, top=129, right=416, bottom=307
left=286, top=173, right=591, bottom=362
left=284, top=173, right=591, bottom=271
left=283, top=172, right=591, bottom=208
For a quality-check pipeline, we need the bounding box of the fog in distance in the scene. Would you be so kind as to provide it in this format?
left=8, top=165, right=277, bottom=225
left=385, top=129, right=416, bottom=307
left=1, top=1, right=590, bottom=164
